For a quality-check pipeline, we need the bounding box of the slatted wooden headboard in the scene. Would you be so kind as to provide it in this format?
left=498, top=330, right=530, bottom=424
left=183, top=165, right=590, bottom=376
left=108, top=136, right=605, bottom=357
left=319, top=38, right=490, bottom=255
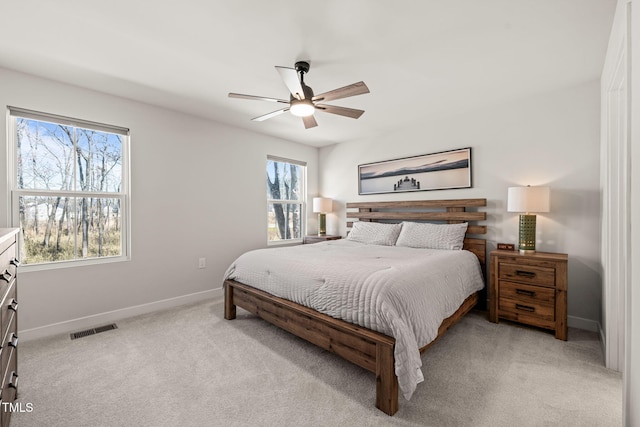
left=346, top=198, right=487, bottom=267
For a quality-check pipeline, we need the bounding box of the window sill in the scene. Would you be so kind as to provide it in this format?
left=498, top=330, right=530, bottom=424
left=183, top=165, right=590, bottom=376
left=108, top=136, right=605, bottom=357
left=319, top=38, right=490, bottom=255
left=19, top=255, right=130, bottom=273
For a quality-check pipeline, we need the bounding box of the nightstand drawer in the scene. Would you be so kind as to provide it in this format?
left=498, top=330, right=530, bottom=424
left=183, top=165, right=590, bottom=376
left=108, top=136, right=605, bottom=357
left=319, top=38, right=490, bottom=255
left=499, top=280, right=555, bottom=305
left=499, top=281, right=555, bottom=327
left=499, top=262, right=555, bottom=288
left=497, top=301, right=555, bottom=329
left=499, top=280, right=555, bottom=319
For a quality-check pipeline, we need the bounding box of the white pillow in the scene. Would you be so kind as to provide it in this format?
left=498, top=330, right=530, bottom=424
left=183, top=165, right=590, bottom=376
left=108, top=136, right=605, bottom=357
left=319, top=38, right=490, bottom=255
left=395, top=222, right=468, bottom=250
left=346, top=222, right=402, bottom=246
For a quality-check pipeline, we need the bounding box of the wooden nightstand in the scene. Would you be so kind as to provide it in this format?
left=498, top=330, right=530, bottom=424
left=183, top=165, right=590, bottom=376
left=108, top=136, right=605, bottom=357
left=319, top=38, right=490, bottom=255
left=489, top=250, right=568, bottom=340
left=303, top=235, right=342, bottom=244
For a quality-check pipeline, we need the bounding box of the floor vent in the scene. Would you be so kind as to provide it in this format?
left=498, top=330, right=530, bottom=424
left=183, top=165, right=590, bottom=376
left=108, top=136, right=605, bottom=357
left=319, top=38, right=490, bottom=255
left=70, top=323, right=118, bottom=340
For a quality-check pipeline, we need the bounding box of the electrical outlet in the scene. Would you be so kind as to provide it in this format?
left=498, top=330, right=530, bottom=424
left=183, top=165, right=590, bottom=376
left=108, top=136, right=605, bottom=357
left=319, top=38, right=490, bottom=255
left=198, top=258, right=206, bottom=269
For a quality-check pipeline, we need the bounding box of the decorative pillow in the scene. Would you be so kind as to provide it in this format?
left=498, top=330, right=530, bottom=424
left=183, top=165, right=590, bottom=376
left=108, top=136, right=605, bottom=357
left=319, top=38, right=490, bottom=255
left=346, top=222, right=402, bottom=246
left=395, top=222, right=468, bottom=250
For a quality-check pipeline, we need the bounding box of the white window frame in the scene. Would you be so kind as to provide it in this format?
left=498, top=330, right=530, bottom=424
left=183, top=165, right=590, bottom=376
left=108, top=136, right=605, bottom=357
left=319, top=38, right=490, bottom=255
left=266, top=155, right=306, bottom=245
left=7, top=107, right=131, bottom=271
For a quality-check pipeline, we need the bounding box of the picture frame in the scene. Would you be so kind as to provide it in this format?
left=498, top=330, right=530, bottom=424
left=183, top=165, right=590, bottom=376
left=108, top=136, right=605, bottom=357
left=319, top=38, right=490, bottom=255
left=358, top=147, right=472, bottom=195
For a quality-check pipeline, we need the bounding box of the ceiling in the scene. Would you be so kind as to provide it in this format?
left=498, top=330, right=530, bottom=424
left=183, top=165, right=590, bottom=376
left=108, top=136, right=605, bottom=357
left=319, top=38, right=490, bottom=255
left=0, top=1, right=616, bottom=147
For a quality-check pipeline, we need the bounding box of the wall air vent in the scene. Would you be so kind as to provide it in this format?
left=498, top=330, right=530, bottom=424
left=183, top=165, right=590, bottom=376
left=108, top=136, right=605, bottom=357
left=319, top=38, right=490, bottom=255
left=70, top=323, right=118, bottom=340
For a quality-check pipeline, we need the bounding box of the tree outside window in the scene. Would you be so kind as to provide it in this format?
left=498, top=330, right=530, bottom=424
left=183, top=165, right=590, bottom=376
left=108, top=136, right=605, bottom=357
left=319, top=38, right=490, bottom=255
left=267, top=157, right=305, bottom=243
left=9, top=109, right=129, bottom=266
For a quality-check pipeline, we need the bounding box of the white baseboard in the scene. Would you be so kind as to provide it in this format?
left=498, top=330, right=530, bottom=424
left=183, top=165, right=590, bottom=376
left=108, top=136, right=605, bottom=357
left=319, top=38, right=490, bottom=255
left=19, top=287, right=224, bottom=342
left=598, top=321, right=606, bottom=358
left=567, top=314, right=601, bottom=333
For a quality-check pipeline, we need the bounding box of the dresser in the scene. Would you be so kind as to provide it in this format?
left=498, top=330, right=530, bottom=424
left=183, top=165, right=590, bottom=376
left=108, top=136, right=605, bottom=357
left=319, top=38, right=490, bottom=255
left=489, top=250, right=568, bottom=340
left=0, top=229, right=19, bottom=427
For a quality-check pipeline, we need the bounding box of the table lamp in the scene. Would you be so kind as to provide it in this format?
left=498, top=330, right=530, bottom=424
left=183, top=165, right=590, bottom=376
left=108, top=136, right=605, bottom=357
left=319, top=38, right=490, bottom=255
left=312, top=197, right=332, bottom=236
left=507, top=186, right=550, bottom=254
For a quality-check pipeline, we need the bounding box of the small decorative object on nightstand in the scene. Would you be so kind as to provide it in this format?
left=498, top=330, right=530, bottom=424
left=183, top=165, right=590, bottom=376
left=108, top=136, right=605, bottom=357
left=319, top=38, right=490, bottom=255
left=303, top=235, right=341, bottom=244
left=312, top=197, right=333, bottom=236
left=489, top=249, right=568, bottom=340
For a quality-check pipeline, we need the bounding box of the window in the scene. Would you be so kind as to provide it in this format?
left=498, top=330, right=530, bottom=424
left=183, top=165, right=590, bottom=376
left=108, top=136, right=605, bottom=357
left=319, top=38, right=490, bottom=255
left=266, top=156, right=306, bottom=243
left=8, top=107, right=130, bottom=267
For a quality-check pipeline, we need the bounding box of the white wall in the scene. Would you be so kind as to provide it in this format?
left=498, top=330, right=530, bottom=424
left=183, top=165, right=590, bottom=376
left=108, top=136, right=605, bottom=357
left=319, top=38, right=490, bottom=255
left=0, top=67, right=318, bottom=338
left=319, top=81, right=602, bottom=328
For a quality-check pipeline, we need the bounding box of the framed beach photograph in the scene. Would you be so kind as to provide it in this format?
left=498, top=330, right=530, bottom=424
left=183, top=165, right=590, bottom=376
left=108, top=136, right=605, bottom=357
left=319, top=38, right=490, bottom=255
left=358, top=147, right=472, bottom=195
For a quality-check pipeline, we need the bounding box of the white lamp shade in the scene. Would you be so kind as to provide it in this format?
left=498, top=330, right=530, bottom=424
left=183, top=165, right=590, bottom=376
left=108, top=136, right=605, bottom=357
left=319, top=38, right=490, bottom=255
left=312, top=197, right=332, bottom=213
left=507, top=186, right=550, bottom=213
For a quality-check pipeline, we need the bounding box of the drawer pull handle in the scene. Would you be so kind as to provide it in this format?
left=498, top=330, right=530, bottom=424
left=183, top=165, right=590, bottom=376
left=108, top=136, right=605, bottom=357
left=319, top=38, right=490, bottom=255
left=8, top=333, right=18, bottom=349
left=515, top=270, right=536, bottom=279
left=0, top=269, right=12, bottom=283
left=515, top=303, right=536, bottom=312
left=10, top=258, right=20, bottom=267
left=8, top=371, right=18, bottom=389
left=516, top=289, right=536, bottom=297
left=8, top=298, right=18, bottom=312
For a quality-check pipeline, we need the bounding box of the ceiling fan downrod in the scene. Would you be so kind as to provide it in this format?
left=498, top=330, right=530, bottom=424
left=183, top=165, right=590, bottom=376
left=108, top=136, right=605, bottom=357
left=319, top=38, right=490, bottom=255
left=294, top=61, right=313, bottom=100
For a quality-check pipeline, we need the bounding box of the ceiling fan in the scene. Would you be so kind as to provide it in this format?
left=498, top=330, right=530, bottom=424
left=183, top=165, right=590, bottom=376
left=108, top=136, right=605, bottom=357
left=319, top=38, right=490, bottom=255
left=228, top=61, right=369, bottom=129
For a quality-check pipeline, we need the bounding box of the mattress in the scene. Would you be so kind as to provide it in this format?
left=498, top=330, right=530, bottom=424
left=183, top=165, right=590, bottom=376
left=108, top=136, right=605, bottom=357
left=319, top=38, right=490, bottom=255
left=224, top=239, right=484, bottom=400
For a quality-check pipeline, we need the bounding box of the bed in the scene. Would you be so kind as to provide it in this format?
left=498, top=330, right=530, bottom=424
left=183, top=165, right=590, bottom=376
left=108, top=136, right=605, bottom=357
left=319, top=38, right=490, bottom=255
left=223, top=199, right=487, bottom=415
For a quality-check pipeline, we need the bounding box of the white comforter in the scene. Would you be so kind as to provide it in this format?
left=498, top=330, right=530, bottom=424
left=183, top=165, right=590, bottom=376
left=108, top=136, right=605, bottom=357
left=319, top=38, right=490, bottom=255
left=223, top=239, right=484, bottom=400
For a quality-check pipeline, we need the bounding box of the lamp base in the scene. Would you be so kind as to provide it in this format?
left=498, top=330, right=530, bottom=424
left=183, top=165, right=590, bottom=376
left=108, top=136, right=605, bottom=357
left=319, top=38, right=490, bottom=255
left=518, top=214, right=537, bottom=253
left=318, top=213, right=326, bottom=236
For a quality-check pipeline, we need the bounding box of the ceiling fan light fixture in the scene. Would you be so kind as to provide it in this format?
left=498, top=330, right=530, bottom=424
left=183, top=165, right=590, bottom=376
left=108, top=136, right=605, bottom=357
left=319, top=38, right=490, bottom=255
left=289, top=99, right=315, bottom=117
left=229, top=60, right=369, bottom=128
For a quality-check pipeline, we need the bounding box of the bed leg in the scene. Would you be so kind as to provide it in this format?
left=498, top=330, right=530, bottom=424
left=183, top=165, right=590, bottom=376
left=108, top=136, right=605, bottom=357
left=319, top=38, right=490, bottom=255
left=375, top=342, right=398, bottom=415
left=224, top=283, right=236, bottom=320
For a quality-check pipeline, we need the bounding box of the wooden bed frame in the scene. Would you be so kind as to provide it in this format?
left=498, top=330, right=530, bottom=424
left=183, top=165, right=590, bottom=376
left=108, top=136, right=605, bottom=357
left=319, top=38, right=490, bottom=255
left=224, top=199, right=487, bottom=415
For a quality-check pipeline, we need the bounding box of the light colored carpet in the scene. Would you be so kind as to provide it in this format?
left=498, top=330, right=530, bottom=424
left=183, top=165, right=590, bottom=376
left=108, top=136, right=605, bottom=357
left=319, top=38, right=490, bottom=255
left=12, top=298, right=621, bottom=427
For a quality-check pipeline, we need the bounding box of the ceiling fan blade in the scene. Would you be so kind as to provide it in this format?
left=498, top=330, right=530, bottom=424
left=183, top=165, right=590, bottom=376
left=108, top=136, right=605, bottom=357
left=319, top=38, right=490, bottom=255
left=275, top=66, right=305, bottom=100
left=302, top=115, right=318, bottom=129
left=315, top=104, right=365, bottom=119
left=252, top=108, right=289, bottom=122
left=312, top=81, right=369, bottom=103
left=229, top=93, right=289, bottom=104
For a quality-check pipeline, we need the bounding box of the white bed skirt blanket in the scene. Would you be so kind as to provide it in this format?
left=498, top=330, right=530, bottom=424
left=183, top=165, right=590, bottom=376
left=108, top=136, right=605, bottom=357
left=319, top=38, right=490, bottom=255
left=223, top=239, right=484, bottom=400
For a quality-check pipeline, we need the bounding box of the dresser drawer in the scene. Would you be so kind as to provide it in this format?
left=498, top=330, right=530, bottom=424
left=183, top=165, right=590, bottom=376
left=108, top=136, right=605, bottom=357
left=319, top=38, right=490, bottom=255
left=1, top=349, right=18, bottom=426
left=0, top=315, right=16, bottom=379
left=499, top=262, right=555, bottom=288
left=0, top=244, right=17, bottom=285
left=0, top=234, right=16, bottom=259
left=0, top=282, right=17, bottom=344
